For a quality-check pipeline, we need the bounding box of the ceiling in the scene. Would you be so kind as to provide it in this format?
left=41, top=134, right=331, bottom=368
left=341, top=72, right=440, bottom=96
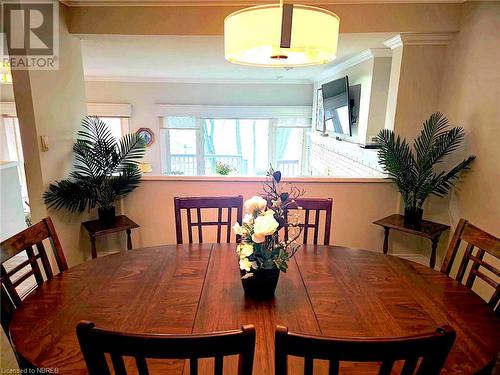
left=81, top=33, right=396, bottom=83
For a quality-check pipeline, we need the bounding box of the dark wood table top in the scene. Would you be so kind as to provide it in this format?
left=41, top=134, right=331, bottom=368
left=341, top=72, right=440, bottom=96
left=82, top=215, right=139, bottom=236
left=10, top=244, right=499, bottom=374
left=373, top=214, right=450, bottom=239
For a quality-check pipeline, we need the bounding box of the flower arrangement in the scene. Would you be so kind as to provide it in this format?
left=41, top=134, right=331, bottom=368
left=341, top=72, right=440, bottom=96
left=233, top=167, right=304, bottom=282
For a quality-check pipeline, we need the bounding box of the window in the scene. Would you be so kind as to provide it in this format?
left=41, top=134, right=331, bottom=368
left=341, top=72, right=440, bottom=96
left=1, top=116, right=29, bottom=212
left=99, top=117, right=130, bottom=140
left=159, top=108, right=312, bottom=176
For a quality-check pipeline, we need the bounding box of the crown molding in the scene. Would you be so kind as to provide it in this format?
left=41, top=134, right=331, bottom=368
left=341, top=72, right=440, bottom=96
left=313, top=48, right=391, bottom=83
left=384, top=32, right=456, bottom=49
left=61, top=0, right=466, bottom=6
left=84, top=75, right=312, bottom=85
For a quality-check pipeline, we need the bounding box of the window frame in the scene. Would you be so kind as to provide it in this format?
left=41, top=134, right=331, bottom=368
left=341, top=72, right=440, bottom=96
left=157, top=105, right=313, bottom=176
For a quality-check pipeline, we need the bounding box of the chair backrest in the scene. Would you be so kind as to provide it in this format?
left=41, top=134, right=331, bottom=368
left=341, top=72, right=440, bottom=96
left=77, top=321, right=256, bottom=375
left=284, top=198, right=333, bottom=245
left=275, top=325, right=455, bottom=375
left=174, top=196, right=243, bottom=244
left=440, top=218, right=500, bottom=311
left=1, top=217, right=68, bottom=334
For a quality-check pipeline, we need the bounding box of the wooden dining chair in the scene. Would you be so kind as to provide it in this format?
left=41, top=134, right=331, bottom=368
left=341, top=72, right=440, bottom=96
left=76, top=321, right=256, bottom=375
left=440, top=218, right=500, bottom=312
left=174, top=196, right=243, bottom=244
left=284, top=198, right=333, bottom=245
left=275, top=325, right=455, bottom=375
left=1, top=217, right=68, bottom=367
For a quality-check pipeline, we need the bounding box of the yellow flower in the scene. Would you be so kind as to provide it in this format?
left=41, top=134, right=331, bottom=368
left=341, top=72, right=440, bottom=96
left=253, top=212, right=279, bottom=238
left=233, top=222, right=245, bottom=235
left=252, top=233, right=266, bottom=243
left=244, top=196, right=267, bottom=213
left=239, top=257, right=256, bottom=272
left=237, top=243, right=254, bottom=258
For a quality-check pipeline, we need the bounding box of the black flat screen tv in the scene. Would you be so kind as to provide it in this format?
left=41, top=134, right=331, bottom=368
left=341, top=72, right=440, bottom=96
left=321, top=76, right=351, bottom=136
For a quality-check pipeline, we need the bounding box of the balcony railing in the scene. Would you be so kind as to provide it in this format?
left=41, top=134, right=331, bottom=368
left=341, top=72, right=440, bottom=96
left=277, top=159, right=300, bottom=176
left=169, top=155, right=301, bottom=176
left=169, top=154, right=248, bottom=175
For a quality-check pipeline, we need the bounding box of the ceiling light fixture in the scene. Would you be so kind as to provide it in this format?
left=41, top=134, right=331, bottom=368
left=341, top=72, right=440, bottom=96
left=224, top=0, right=340, bottom=67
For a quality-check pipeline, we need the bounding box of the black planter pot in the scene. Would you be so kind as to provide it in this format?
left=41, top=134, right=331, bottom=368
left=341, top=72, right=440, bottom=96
left=404, top=207, right=423, bottom=229
left=98, top=206, right=116, bottom=226
left=240, top=268, right=280, bottom=300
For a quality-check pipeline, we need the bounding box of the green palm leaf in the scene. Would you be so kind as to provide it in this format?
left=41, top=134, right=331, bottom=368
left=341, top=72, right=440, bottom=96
left=44, top=116, right=146, bottom=213
left=377, top=112, right=475, bottom=209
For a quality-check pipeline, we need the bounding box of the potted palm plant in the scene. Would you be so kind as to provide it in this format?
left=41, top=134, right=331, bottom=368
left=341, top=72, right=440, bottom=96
left=376, top=112, right=475, bottom=229
left=43, top=116, right=146, bottom=225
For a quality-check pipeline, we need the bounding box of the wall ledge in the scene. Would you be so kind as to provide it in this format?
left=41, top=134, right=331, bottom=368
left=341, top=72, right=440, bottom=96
left=141, top=175, right=391, bottom=183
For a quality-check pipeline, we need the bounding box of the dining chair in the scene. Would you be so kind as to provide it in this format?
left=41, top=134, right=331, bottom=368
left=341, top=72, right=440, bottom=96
left=284, top=198, right=333, bottom=245
left=174, top=196, right=243, bottom=244
left=440, top=218, right=500, bottom=312
left=76, top=321, right=256, bottom=375
left=1, top=217, right=68, bottom=367
left=275, top=325, right=456, bottom=375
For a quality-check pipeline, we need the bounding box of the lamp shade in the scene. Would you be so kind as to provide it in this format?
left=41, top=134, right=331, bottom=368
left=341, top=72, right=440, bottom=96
left=224, top=4, right=339, bottom=67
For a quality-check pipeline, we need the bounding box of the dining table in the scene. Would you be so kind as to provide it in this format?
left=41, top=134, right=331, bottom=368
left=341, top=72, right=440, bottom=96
left=9, top=244, right=500, bottom=374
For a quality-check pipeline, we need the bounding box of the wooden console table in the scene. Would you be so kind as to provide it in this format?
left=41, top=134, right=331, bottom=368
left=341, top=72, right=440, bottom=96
left=82, top=215, right=139, bottom=259
left=373, top=214, right=450, bottom=269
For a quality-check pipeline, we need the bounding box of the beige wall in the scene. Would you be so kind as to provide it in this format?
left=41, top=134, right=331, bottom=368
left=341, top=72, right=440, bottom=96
left=438, top=2, right=500, bottom=236
left=436, top=2, right=500, bottom=303
left=85, top=81, right=313, bottom=175
left=68, top=3, right=461, bottom=35
left=123, top=178, right=400, bottom=254
left=10, top=5, right=89, bottom=267
left=366, top=57, right=392, bottom=144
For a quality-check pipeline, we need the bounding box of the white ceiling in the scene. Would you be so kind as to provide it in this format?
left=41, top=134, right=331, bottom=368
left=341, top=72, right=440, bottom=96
left=81, top=33, right=396, bottom=83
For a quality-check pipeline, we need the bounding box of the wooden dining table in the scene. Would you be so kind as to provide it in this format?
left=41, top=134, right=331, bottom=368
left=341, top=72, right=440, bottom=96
left=9, top=244, right=499, bottom=374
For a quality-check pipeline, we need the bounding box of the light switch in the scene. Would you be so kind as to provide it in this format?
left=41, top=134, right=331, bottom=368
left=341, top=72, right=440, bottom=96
left=41, top=136, right=49, bottom=152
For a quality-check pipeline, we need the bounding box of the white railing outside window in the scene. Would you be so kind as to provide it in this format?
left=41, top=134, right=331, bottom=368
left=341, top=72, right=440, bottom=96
left=158, top=105, right=312, bottom=177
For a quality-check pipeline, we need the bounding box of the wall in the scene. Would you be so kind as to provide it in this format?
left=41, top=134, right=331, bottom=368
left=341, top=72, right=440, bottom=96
left=68, top=3, right=461, bottom=35
left=9, top=5, right=89, bottom=267
left=85, top=81, right=313, bottom=174
left=313, top=58, right=374, bottom=144
left=366, top=57, right=392, bottom=143
left=123, top=177, right=398, bottom=254
left=437, top=2, right=500, bottom=301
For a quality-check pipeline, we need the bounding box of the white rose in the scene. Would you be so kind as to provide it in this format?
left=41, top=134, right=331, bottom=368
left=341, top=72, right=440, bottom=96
left=239, top=257, right=256, bottom=272
left=244, top=196, right=267, bottom=213
left=253, top=212, right=279, bottom=237
left=233, top=222, right=245, bottom=235
left=252, top=233, right=266, bottom=243
left=237, top=243, right=254, bottom=258
left=264, top=209, right=275, bottom=216
left=243, top=214, right=254, bottom=223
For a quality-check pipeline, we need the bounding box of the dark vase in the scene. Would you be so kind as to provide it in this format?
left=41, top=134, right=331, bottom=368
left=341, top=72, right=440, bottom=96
left=404, top=206, right=423, bottom=229
left=98, top=206, right=116, bottom=226
left=240, top=267, right=280, bottom=300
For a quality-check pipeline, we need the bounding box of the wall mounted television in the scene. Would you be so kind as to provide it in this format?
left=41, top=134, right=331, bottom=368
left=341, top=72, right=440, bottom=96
left=321, top=76, right=352, bottom=136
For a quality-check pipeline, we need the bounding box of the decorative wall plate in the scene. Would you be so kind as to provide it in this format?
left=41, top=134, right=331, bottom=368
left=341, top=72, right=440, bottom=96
left=137, top=128, right=154, bottom=146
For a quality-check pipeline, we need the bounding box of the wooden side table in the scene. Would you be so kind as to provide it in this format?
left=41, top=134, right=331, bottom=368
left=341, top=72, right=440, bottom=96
left=82, top=215, right=140, bottom=259
left=373, top=214, right=450, bottom=269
